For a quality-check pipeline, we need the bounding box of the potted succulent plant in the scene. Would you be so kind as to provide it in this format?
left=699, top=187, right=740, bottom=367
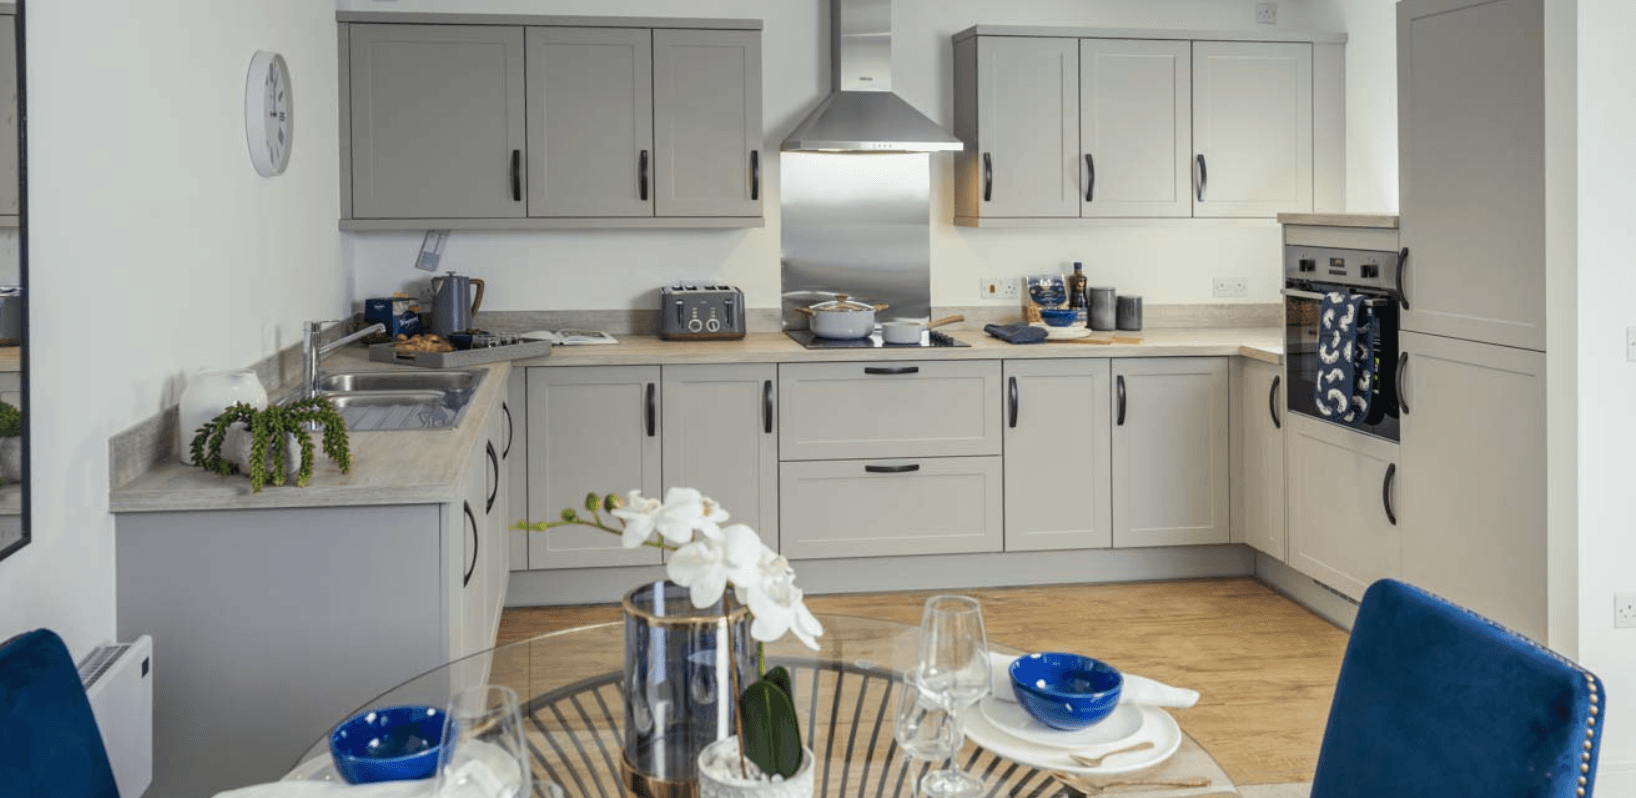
left=0, top=400, right=20, bottom=483
left=519, top=489, right=822, bottom=797
left=188, top=398, right=352, bottom=493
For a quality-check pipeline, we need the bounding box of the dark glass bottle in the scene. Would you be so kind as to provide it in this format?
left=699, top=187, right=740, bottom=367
left=1066, top=262, right=1089, bottom=309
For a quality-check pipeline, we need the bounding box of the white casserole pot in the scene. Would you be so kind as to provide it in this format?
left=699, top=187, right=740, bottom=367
left=794, top=294, right=888, bottom=339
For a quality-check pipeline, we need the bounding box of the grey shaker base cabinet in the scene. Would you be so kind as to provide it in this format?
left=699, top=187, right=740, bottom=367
left=339, top=13, right=763, bottom=230
left=1233, top=358, right=1286, bottom=561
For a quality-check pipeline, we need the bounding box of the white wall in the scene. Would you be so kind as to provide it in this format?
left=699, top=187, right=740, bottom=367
left=341, top=0, right=1363, bottom=313
left=0, top=0, right=349, bottom=658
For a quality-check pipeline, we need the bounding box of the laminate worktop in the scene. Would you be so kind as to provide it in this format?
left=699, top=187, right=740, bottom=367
left=108, top=326, right=1280, bottom=514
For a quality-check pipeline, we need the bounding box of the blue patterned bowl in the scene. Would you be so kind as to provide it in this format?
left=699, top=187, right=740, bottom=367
left=1039, top=308, right=1079, bottom=327
left=1009, top=652, right=1123, bottom=730
left=329, top=705, right=450, bottom=784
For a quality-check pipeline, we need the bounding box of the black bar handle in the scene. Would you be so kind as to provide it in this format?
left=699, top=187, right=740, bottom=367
left=1195, top=154, right=1207, bottom=202
left=983, top=152, right=993, bottom=202
left=462, top=502, right=478, bottom=587
left=763, top=379, right=773, bottom=434
left=1383, top=463, right=1398, bottom=526
left=485, top=441, right=499, bottom=513
left=864, top=366, right=920, bottom=375
left=1085, top=153, right=1095, bottom=202
left=1116, top=374, right=1127, bottom=426
left=750, top=150, right=760, bottom=201
left=1269, top=374, right=1282, bottom=430
left=1396, top=247, right=1411, bottom=310
left=1397, top=352, right=1410, bottom=415
left=510, top=149, right=521, bottom=201
left=865, top=464, right=921, bottom=474
left=639, top=150, right=649, bottom=201
left=1008, top=376, right=1019, bottom=428
left=501, top=402, right=514, bottom=459
left=645, top=383, right=656, bottom=437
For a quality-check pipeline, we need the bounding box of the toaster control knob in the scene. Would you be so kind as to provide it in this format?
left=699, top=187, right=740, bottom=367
left=705, top=317, right=721, bottom=333
left=687, top=318, right=704, bottom=333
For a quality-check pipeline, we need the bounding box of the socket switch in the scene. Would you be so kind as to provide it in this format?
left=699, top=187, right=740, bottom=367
left=1213, top=277, right=1247, bottom=298
left=980, top=277, right=1019, bottom=300
left=1256, top=2, right=1278, bottom=25
left=1618, top=592, right=1636, bottom=628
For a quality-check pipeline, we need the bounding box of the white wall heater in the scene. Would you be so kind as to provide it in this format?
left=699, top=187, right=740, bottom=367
left=77, top=635, right=153, bottom=798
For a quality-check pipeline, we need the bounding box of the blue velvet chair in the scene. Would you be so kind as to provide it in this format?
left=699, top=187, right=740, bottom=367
left=1311, top=579, right=1604, bottom=798
left=0, top=629, right=121, bottom=798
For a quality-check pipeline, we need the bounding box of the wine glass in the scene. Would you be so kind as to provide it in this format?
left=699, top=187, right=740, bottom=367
left=910, top=595, right=991, bottom=798
left=432, top=685, right=532, bottom=798
left=893, top=672, right=962, bottom=786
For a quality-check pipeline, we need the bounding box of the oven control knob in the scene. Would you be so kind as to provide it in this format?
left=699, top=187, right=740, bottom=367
left=1298, top=258, right=1317, bottom=273
left=1361, top=262, right=1381, bottom=279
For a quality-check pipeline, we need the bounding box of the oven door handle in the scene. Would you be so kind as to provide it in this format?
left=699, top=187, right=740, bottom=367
left=1281, top=287, right=1328, bottom=301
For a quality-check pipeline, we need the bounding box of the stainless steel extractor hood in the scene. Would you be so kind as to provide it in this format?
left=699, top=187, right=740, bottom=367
left=781, top=0, right=962, bottom=153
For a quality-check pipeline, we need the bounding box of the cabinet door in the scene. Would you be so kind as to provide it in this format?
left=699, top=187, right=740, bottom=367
left=1285, top=415, right=1400, bottom=600
left=662, top=364, right=778, bottom=546
left=975, top=37, right=1079, bottom=218
left=526, top=28, right=654, bottom=217
left=348, top=24, right=526, bottom=219
left=1080, top=39, right=1191, bottom=218
left=1003, top=360, right=1113, bottom=551
left=506, top=374, right=528, bottom=573
left=526, top=366, right=662, bottom=568
left=780, top=361, right=1003, bottom=461
left=1398, top=332, right=1545, bottom=640
left=1111, top=357, right=1230, bottom=546
left=1191, top=42, right=1312, bottom=217
left=0, top=16, right=16, bottom=219
left=653, top=29, right=762, bottom=218
left=780, top=457, right=1003, bottom=559
left=1398, top=0, right=1544, bottom=350
left=1234, top=359, right=1286, bottom=560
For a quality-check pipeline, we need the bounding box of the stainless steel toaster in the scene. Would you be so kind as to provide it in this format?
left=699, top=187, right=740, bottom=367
left=659, top=283, right=746, bottom=340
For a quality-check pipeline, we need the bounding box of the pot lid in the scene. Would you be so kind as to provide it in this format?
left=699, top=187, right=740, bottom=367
left=810, top=294, right=875, bottom=312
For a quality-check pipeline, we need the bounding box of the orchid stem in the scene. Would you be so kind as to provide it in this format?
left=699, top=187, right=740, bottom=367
left=724, top=590, right=749, bottom=777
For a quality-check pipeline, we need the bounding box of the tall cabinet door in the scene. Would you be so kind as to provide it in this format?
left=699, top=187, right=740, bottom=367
left=526, top=366, right=662, bottom=569
left=526, top=28, right=654, bottom=217
left=653, top=30, right=762, bottom=218
left=348, top=24, right=526, bottom=219
left=1079, top=39, right=1191, bottom=218
left=1191, top=42, right=1312, bottom=218
left=1003, top=360, right=1113, bottom=551
left=1235, top=359, right=1286, bottom=560
left=975, top=37, right=1079, bottom=218
left=1398, top=332, right=1546, bottom=640
left=1398, top=0, right=1544, bottom=351
left=0, top=15, right=16, bottom=220
left=662, top=364, right=778, bottom=546
left=1285, top=415, right=1400, bottom=600
left=1111, top=358, right=1230, bottom=546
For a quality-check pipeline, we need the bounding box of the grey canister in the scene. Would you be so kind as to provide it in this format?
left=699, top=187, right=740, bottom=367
left=1117, top=295, right=1144, bottom=331
left=1087, top=287, right=1117, bottom=330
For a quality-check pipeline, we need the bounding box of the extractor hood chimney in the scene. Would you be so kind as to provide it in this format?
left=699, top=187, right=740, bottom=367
left=781, top=0, right=963, bottom=153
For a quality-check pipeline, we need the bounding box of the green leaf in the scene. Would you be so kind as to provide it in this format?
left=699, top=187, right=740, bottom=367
left=739, top=678, right=803, bottom=779
left=764, top=666, right=793, bottom=699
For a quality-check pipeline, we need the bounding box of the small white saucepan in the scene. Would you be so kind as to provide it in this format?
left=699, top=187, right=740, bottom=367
left=881, top=314, right=965, bottom=344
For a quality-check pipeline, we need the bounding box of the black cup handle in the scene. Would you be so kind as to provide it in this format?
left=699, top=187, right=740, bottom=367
left=1085, top=153, right=1095, bottom=202
left=501, top=402, right=513, bottom=459
left=510, top=149, right=521, bottom=201
left=462, top=502, right=478, bottom=587
left=1396, top=247, right=1411, bottom=310
left=1116, top=375, right=1127, bottom=426
left=1383, top=463, right=1398, bottom=526
left=865, top=464, right=920, bottom=474
left=763, top=379, right=773, bottom=434
left=1195, top=154, right=1207, bottom=202
left=750, top=150, right=760, bottom=201
left=1008, top=376, right=1019, bottom=428
left=639, top=150, right=649, bottom=201
left=645, top=383, right=656, bottom=437
left=485, top=441, right=499, bottom=514
left=983, top=153, right=993, bottom=202
left=1397, top=352, right=1410, bottom=415
left=1269, top=375, right=1282, bottom=430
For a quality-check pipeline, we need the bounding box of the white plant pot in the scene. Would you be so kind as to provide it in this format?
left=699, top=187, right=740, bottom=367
left=229, top=430, right=308, bottom=482
left=178, top=369, right=268, bottom=465
left=0, top=437, right=20, bottom=482
left=696, top=737, right=815, bottom=798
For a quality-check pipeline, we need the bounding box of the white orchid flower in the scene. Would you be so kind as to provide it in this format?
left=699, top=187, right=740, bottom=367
left=696, top=495, right=731, bottom=540
left=741, top=549, right=824, bottom=650
left=651, top=487, right=708, bottom=545
left=609, top=490, right=662, bottom=548
left=666, top=524, right=764, bottom=609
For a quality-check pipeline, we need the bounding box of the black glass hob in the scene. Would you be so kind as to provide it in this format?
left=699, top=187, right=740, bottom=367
left=785, top=330, right=970, bottom=349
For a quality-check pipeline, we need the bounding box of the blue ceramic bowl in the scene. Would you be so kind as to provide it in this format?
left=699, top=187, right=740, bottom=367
left=1039, top=308, right=1079, bottom=327
left=1009, top=652, right=1123, bottom=730
left=329, top=705, right=451, bottom=784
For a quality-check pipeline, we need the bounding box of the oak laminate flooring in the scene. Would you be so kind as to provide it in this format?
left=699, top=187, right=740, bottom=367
left=496, top=577, right=1348, bottom=786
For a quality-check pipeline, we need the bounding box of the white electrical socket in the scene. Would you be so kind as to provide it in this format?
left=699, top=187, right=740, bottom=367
left=1617, top=592, right=1636, bottom=628
left=1626, top=327, right=1636, bottom=362
left=1256, top=2, right=1278, bottom=25
left=1213, top=277, right=1247, bottom=298
left=980, top=277, right=1019, bottom=300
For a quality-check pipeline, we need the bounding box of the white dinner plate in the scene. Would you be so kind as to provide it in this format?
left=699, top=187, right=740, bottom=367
left=979, top=695, right=1144, bottom=749
left=964, top=703, right=1182, bottom=776
left=1031, top=323, right=1091, bottom=340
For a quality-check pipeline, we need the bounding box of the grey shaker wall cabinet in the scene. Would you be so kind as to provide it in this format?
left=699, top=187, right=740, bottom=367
left=1110, top=357, right=1231, bottom=547
left=337, top=13, right=763, bottom=230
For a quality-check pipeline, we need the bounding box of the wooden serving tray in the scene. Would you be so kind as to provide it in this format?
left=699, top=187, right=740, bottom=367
left=367, top=338, right=555, bottom=368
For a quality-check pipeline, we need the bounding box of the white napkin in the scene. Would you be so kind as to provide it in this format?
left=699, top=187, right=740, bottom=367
left=989, top=651, right=1200, bottom=709
left=212, top=781, right=427, bottom=798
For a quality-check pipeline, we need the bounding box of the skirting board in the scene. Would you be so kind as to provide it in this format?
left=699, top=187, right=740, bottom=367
left=1252, top=552, right=1360, bottom=631
left=506, top=544, right=1255, bottom=607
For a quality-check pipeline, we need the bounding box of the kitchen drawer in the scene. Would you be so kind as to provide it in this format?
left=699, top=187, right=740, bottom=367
left=779, top=457, right=1003, bottom=559
left=778, top=361, right=1002, bottom=460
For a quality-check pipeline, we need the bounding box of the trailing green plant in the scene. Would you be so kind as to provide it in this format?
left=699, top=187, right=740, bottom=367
left=0, top=401, right=21, bottom=438
left=188, top=399, right=352, bottom=493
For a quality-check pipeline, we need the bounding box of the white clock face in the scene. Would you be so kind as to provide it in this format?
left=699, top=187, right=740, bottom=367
left=245, top=51, right=292, bottom=177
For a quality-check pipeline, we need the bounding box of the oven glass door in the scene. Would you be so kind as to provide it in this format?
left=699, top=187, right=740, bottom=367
left=1285, top=288, right=1400, bottom=442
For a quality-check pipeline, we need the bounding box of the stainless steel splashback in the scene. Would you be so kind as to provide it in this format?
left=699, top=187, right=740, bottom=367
left=781, top=153, right=932, bottom=329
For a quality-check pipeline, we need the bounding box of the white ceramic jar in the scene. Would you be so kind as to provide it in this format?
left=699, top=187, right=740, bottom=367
left=177, top=369, right=268, bottom=465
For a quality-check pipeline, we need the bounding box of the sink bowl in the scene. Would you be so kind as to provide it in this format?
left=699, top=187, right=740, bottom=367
left=319, top=389, right=466, bottom=431
left=314, top=369, right=483, bottom=394
left=323, top=390, right=447, bottom=409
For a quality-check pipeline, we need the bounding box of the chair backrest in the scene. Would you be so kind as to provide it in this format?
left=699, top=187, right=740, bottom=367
left=0, top=629, right=121, bottom=798
left=1311, top=579, right=1603, bottom=798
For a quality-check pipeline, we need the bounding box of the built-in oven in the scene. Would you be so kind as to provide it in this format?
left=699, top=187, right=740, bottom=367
left=1283, top=243, right=1403, bottom=442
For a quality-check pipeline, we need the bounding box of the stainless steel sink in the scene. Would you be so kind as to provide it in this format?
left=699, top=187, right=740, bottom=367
left=314, top=369, right=483, bottom=394
left=307, top=369, right=486, bottom=431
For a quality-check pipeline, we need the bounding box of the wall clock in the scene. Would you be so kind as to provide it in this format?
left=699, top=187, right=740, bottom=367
left=244, top=50, right=293, bottom=177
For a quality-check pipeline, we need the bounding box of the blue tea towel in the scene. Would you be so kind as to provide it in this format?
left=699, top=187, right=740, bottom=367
left=984, top=323, right=1048, bottom=344
left=1313, top=291, right=1378, bottom=425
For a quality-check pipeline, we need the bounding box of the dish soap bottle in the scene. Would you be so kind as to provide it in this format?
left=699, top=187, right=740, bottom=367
left=1066, top=262, right=1089, bottom=309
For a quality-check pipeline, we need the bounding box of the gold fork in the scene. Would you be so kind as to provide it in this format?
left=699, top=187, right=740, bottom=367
left=1069, top=740, right=1157, bottom=768
left=1051, top=771, right=1211, bottom=795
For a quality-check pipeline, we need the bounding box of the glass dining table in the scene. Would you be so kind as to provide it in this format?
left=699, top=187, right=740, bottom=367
left=286, top=614, right=1238, bottom=797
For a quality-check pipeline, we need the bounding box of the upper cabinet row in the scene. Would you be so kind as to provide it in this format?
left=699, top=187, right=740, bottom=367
left=340, top=18, right=763, bottom=230
left=952, top=30, right=1344, bottom=223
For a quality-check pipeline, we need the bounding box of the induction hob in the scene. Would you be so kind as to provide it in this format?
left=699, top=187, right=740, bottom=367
left=785, top=329, right=970, bottom=349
